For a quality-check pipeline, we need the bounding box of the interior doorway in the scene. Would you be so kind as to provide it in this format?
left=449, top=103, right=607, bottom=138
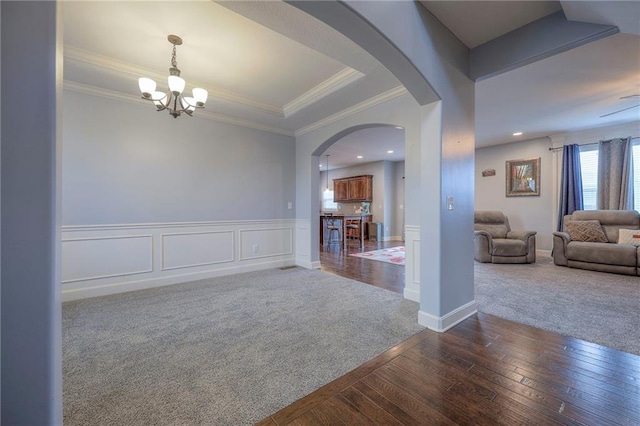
left=314, top=125, right=406, bottom=293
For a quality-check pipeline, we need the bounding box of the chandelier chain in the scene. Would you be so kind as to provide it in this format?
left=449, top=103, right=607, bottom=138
left=171, top=44, right=178, bottom=69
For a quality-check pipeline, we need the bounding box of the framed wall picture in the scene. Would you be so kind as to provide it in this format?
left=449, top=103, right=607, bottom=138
left=505, top=157, right=540, bottom=197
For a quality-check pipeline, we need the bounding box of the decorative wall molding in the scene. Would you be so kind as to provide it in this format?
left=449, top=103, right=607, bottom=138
left=295, top=219, right=312, bottom=268
left=418, top=300, right=478, bottom=333
left=403, top=225, right=420, bottom=302
left=62, top=235, right=153, bottom=283
left=161, top=230, right=235, bottom=271
left=295, top=86, right=409, bottom=136
left=62, top=219, right=296, bottom=301
left=283, top=67, right=364, bottom=117
left=64, top=81, right=294, bottom=137
left=65, top=46, right=284, bottom=117
left=239, top=227, right=293, bottom=260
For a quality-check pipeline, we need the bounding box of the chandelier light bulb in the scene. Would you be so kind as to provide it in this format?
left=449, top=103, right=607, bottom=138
left=192, top=88, right=208, bottom=106
left=138, top=78, right=156, bottom=98
left=168, top=75, right=185, bottom=96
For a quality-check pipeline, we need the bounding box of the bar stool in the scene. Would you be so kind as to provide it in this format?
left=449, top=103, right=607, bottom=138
left=345, top=219, right=362, bottom=248
left=325, top=214, right=342, bottom=248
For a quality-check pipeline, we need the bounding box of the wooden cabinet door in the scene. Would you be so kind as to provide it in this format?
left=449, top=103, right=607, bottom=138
left=348, top=177, right=366, bottom=200
left=333, top=179, right=349, bottom=202
left=348, top=176, right=373, bottom=201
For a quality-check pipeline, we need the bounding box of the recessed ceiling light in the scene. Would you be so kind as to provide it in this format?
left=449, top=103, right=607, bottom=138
left=387, top=150, right=394, bottom=154
left=357, top=155, right=363, bottom=159
left=513, top=132, right=523, bottom=136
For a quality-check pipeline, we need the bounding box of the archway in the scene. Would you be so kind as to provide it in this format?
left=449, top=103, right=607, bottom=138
left=313, top=124, right=407, bottom=290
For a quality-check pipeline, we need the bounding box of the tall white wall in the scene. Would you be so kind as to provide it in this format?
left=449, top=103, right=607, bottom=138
left=63, top=91, right=296, bottom=225
left=475, top=137, right=554, bottom=250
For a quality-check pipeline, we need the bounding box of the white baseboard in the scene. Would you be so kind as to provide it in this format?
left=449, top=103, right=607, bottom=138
left=295, top=260, right=321, bottom=269
left=536, top=249, right=552, bottom=258
left=403, top=283, right=420, bottom=302
left=418, top=300, right=477, bottom=332
left=62, top=258, right=294, bottom=301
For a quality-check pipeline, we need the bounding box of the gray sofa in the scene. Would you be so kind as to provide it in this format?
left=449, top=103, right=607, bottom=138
left=553, top=210, right=640, bottom=275
left=474, top=211, right=537, bottom=264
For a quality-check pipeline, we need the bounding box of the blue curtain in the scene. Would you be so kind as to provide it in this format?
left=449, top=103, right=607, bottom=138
left=557, top=144, right=584, bottom=231
left=597, top=137, right=633, bottom=210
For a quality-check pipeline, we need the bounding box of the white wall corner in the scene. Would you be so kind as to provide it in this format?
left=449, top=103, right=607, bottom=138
left=418, top=300, right=478, bottom=332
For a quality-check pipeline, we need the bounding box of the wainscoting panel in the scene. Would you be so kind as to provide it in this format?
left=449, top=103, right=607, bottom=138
left=62, top=235, right=153, bottom=283
left=61, top=220, right=296, bottom=301
left=162, top=231, right=234, bottom=270
left=404, top=225, right=420, bottom=302
left=295, top=219, right=312, bottom=268
left=239, top=227, right=293, bottom=261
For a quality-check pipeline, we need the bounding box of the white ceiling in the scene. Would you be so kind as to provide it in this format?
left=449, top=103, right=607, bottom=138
left=62, top=1, right=640, bottom=167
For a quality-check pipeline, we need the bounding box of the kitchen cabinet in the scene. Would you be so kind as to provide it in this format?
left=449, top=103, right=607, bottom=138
left=333, top=179, right=349, bottom=202
left=333, top=175, right=373, bottom=202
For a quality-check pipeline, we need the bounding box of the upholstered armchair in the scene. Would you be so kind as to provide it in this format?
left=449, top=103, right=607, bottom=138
left=474, top=211, right=537, bottom=264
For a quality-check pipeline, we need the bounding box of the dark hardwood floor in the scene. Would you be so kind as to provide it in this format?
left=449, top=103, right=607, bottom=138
left=258, top=240, right=640, bottom=425
left=319, top=239, right=405, bottom=294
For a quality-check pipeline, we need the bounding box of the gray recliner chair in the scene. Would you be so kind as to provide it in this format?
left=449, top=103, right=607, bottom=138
left=474, top=211, right=537, bottom=264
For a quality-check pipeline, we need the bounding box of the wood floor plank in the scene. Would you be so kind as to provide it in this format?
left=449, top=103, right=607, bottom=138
left=374, top=363, right=527, bottom=426
left=323, top=395, right=375, bottom=425
left=396, top=348, right=576, bottom=426
left=339, top=387, right=404, bottom=426
left=455, top=318, right=640, bottom=377
left=360, top=372, right=460, bottom=425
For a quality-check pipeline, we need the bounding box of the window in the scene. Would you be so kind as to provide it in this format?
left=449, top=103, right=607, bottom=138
left=322, top=189, right=338, bottom=211
left=579, top=146, right=598, bottom=210
left=579, top=140, right=640, bottom=211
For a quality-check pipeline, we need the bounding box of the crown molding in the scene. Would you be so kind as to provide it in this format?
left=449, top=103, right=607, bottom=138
left=64, top=81, right=294, bottom=137
left=64, top=46, right=284, bottom=117
left=294, top=86, right=408, bottom=136
left=283, top=67, right=364, bottom=118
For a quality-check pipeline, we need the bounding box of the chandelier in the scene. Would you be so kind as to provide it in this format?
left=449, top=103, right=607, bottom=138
left=138, top=35, right=208, bottom=118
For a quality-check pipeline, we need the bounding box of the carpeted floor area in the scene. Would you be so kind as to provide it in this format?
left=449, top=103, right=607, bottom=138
left=475, top=255, right=640, bottom=356
left=62, top=267, right=424, bottom=425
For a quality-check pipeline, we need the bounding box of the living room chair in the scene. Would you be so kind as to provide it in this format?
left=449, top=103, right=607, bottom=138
left=474, top=211, right=537, bottom=264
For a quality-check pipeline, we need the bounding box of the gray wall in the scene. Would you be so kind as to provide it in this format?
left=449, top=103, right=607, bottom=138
left=393, top=161, right=405, bottom=240
left=475, top=138, right=554, bottom=250
left=1, top=2, right=63, bottom=423
left=62, top=91, right=296, bottom=225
